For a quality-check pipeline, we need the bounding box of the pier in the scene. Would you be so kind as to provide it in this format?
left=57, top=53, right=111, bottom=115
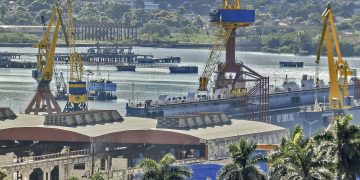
left=54, top=46, right=181, bottom=66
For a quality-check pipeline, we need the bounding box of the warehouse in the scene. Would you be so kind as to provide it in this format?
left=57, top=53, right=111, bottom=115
left=0, top=108, right=288, bottom=167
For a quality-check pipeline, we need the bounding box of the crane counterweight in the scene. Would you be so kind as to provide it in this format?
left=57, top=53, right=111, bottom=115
left=63, top=0, right=88, bottom=112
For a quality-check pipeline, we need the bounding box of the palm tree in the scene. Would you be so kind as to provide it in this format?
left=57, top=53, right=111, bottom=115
left=314, top=115, right=360, bottom=179
left=137, top=153, right=192, bottom=180
left=268, top=126, right=334, bottom=179
left=217, top=139, right=266, bottom=180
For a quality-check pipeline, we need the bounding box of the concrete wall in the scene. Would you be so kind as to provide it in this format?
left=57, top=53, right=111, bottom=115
left=206, top=129, right=289, bottom=160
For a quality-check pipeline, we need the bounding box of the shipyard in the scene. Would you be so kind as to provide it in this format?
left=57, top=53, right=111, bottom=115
left=1, top=0, right=360, bottom=180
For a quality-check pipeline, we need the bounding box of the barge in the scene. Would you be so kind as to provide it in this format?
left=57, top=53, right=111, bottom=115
left=279, top=61, right=304, bottom=68
left=169, top=66, right=198, bottom=74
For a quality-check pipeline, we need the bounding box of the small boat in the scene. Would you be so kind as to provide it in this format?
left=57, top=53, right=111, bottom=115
left=279, top=61, right=303, bottom=68
left=117, top=65, right=136, bottom=72
left=169, top=66, right=198, bottom=74
left=88, top=79, right=117, bottom=101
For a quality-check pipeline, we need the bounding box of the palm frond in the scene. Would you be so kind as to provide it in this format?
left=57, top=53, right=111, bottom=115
left=137, top=158, right=160, bottom=171
left=160, top=153, right=176, bottom=166
left=217, top=163, right=242, bottom=180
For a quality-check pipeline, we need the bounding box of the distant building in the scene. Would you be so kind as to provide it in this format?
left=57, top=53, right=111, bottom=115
left=144, top=0, right=159, bottom=11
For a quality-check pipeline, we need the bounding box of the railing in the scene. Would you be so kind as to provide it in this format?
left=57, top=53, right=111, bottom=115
left=0, top=149, right=90, bottom=167
left=127, top=158, right=206, bottom=175
left=174, top=158, right=206, bottom=165
left=300, top=105, right=323, bottom=112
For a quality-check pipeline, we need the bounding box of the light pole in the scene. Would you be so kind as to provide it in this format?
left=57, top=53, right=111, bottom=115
left=136, top=92, right=139, bottom=103
left=304, top=119, right=320, bottom=136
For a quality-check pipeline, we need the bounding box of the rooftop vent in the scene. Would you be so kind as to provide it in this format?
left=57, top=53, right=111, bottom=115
left=44, top=110, right=123, bottom=126
left=157, top=113, right=231, bottom=130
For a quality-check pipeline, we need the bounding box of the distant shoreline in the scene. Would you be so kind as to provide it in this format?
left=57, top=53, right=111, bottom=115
left=0, top=43, right=213, bottom=49
left=0, top=43, right=358, bottom=58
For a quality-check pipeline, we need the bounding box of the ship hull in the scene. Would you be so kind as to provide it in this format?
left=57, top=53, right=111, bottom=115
left=126, top=86, right=356, bottom=131
left=298, top=106, right=360, bottom=137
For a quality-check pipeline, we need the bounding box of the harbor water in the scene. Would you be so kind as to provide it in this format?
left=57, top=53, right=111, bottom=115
left=0, top=46, right=359, bottom=115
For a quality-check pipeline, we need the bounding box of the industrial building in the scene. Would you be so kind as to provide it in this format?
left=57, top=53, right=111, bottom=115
left=0, top=108, right=288, bottom=179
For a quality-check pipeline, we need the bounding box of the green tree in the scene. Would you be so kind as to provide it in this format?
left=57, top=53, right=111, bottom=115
left=217, top=139, right=266, bottom=180
left=134, top=0, right=145, bottom=9
left=28, top=1, right=50, bottom=13
left=137, top=153, right=192, bottom=180
left=192, top=16, right=204, bottom=28
left=90, top=171, right=104, bottom=180
left=140, top=22, right=170, bottom=37
left=268, top=126, right=334, bottom=179
left=315, top=115, right=360, bottom=179
left=265, top=36, right=280, bottom=49
left=177, top=6, right=186, bottom=16
left=0, top=169, right=6, bottom=180
left=106, top=3, right=130, bottom=20
left=69, top=176, right=80, bottom=180
left=338, top=21, right=353, bottom=30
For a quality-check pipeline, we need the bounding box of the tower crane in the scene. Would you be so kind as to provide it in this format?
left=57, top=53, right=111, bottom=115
left=316, top=4, right=352, bottom=110
left=25, top=3, right=68, bottom=115
left=63, top=0, right=88, bottom=112
left=198, top=0, right=254, bottom=92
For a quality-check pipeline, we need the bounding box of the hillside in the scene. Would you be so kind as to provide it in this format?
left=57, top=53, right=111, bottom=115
left=0, top=0, right=359, bottom=56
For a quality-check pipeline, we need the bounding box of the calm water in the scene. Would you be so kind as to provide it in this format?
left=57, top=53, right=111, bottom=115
left=0, top=46, right=359, bottom=115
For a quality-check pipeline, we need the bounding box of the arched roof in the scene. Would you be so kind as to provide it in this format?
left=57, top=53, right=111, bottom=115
left=94, top=130, right=200, bottom=145
left=0, top=127, right=90, bottom=142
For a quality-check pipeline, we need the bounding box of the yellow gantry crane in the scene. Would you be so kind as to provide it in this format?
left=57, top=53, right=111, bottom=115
left=198, top=0, right=253, bottom=91
left=316, top=4, right=352, bottom=110
left=25, top=3, right=68, bottom=115
left=63, top=0, right=88, bottom=112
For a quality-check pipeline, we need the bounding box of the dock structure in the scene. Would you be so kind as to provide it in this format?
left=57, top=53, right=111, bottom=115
left=74, top=20, right=138, bottom=41
left=54, top=46, right=181, bottom=66
left=83, top=46, right=136, bottom=65
left=0, top=52, right=21, bottom=59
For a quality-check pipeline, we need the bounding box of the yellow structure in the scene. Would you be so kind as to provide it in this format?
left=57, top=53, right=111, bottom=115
left=25, top=4, right=67, bottom=115
left=63, top=0, right=88, bottom=112
left=316, top=4, right=352, bottom=110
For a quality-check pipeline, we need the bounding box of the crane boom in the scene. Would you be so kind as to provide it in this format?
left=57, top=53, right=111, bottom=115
left=199, top=27, right=233, bottom=91
left=316, top=4, right=352, bottom=110
left=25, top=3, right=66, bottom=115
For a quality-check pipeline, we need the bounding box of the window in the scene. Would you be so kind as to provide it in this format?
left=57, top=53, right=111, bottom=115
left=74, top=163, right=85, bottom=170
